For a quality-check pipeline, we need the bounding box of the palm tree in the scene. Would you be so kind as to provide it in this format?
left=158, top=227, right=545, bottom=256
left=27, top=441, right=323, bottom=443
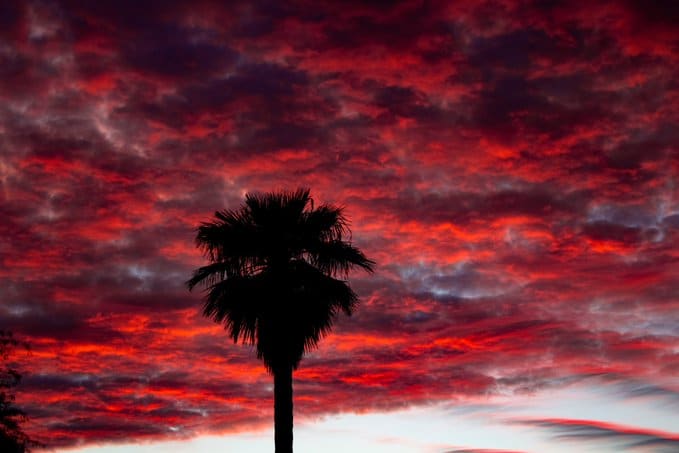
left=187, top=188, right=374, bottom=453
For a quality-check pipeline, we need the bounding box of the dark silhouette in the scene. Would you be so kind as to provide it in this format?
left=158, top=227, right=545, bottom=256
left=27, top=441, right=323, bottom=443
left=0, top=331, right=40, bottom=452
left=187, top=188, right=374, bottom=453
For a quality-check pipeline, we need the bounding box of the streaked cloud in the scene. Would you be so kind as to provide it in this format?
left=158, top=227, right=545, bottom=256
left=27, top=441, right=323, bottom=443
left=1, top=0, right=677, bottom=450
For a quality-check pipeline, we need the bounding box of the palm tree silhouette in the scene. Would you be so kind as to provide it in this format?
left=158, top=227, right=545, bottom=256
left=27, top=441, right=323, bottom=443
left=187, top=188, right=374, bottom=453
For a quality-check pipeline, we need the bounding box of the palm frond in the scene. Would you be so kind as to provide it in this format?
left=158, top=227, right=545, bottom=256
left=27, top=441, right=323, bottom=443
left=193, top=209, right=269, bottom=269
left=300, top=204, right=348, bottom=242
left=201, top=273, right=272, bottom=345
left=245, top=188, right=311, bottom=227
left=186, top=262, right=231, bottom=290
left=289, top=259, right=360, bottom=317
left=188, top=188, right=374, bottom=372
left=254, top=259, right=360, bottom=370
left=306, top=240, right=375, bottom=277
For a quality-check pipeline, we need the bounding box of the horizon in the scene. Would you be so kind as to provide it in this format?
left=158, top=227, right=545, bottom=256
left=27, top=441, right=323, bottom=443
left=2, top=0, right=678, bottom=452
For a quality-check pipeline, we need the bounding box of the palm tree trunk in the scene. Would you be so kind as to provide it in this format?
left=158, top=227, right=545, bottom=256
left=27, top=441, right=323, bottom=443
left=274, top=364, right=293, bottom=453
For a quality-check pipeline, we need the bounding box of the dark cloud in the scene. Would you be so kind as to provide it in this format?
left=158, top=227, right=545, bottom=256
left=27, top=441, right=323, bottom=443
left=120, top=26, right=239, bottom=80
left=1, top=0, right=677, bottom=450
left=623, top=0, right=679, bottom=28
left=382, top=185, right=588, bottom=228
left=0, top=1, right=26, bottom=40
left=518, top=418, right=679, bottom=452
left=581, top=221, right=642, bottom=245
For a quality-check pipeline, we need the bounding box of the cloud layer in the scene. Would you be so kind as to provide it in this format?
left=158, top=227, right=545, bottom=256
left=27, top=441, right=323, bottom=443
left=1, top=0, right=678, bottom=450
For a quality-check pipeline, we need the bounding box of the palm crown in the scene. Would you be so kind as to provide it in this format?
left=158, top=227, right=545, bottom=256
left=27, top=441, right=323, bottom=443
left=186, top=188, right=374, bottom=371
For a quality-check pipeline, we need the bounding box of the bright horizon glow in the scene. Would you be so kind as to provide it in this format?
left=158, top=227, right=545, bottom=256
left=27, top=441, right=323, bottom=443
left=61, top=381, right=679, bottom=453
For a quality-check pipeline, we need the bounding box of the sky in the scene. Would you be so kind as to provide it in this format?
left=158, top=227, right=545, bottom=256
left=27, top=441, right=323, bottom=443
left=1, top=0, right=678, bottom=452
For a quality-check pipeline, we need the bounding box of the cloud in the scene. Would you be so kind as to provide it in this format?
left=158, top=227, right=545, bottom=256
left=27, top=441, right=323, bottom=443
left=1, top=0, right=678, bottom=449
left=444, top=449, right=526, bottom=453
left=517, top=418, right=679, bottom=452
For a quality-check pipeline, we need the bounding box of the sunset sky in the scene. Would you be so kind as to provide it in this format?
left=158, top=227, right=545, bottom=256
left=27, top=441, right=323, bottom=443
left=1, top=0, right=678, bottom=452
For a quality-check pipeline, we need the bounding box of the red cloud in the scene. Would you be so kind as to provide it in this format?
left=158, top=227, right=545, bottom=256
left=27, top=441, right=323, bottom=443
left=1, top=0, right=677, bottom=449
